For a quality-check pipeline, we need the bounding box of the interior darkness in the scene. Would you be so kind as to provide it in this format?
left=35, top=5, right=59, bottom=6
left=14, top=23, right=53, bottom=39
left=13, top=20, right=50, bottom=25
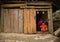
left=36, top=11, right=48, bottom=31
left=52, top=4, right=59, bottom=12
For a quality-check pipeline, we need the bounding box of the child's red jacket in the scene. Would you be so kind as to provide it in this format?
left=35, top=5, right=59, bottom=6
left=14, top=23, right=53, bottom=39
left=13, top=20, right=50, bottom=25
left=40, top=23, right=48, bottom=32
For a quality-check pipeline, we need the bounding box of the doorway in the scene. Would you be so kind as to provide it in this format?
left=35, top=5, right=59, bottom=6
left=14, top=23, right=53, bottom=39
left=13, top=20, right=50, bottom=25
left=36, top=11, right=48, bottom=31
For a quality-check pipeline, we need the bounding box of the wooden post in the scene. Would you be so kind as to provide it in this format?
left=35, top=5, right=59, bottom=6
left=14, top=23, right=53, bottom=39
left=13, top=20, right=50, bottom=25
left=48, top=8, right=53, bottom=33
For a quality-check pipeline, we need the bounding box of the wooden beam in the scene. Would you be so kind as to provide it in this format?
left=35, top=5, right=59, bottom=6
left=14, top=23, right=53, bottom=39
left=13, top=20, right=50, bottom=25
left=1, top=5, right=52, bottom=8
left=27, top=2, right=51, bottom=5
left=26, top=6, right=51, bottom=8
left=1, top=4, right=26, bottom=7
left=1, top=2, right=52, bottom=8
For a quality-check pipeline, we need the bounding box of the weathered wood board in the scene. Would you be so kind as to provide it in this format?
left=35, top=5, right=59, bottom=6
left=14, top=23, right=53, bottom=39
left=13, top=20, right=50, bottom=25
left=27, top=9, right=31, bottom=34
left=30, top=9, right=36, bottom=33
left=2, top=9, right=24, bottom=33
left=9, top=9, right=14, bottom=32
left=24, top=9, right=29, bottom=33
left=4, top=9, right=10, bottom=32
left=1, top=8, right=53, bottom=33
left=19, top=9, right=24, bottom=33
left=13, top=9, right=19, bottom=33
left=24, top=9, right=36, bottom=33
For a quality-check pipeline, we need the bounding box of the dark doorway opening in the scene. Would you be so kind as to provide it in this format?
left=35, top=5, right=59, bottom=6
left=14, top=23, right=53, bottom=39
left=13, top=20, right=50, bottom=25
left=36, top=11, right=48, bottom=31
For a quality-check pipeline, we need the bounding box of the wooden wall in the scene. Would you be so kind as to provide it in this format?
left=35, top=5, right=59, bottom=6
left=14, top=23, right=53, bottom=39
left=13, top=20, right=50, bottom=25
left=24, top=9, right=36, bottom=33
left=1, top=8, right=24, bottom=33
left=1, top=8, right=36, bottom=33
left=1, top=8, right=53, bottom=33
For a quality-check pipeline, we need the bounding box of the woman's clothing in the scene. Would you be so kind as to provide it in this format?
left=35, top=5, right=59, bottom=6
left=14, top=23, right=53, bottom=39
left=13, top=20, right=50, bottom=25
left=40, top=23, right=48, bottom=32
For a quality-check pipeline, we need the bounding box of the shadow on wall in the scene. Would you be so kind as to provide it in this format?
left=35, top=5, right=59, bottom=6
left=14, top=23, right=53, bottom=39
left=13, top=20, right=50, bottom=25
left=0, top=8, right=1, bottom=32
left=0, top=8, right=3, bottom=32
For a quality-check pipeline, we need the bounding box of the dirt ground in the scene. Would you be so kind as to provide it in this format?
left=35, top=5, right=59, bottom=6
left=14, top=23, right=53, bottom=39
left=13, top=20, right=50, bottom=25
left=0, top=33, right=60, bottom=42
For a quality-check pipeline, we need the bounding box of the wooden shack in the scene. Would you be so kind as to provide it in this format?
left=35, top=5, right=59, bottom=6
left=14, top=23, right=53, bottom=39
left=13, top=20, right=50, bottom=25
left=0, top=1, right=53, bottom=34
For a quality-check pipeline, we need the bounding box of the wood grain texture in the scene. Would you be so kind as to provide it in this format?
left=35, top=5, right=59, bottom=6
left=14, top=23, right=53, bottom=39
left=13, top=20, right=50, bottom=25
left=4, top=9, right=10, bottom=32
left=33, top=9, right=36, bottom=33
left=27, top=9, right=31, bottom=34
left=24, top=9, right=36, bottom=33
left=3, top=9, right=24, bottom=33
left=2, top=8, right=36, bottom=33
left=30, top=9, right=36, bottom=33
left=18, top=9, right=24, bottom=33
left=48, top=9, right=53, bottom=33
left=13, top=9, right=19, bottom=33
left=9, top=9, right=14, bottom=33
left=24, top=9, right=30, bottom=33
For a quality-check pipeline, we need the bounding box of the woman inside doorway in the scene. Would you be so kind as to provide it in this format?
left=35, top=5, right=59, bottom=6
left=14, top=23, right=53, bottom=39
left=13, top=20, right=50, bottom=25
left=38, top=19, right=48, bottom=32
left=36, top=11, right=48, bottom=32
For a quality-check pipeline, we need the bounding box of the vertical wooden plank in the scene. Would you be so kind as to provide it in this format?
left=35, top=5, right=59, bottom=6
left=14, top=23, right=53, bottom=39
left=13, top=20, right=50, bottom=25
left=3, top=9, right=7, bottom=32
left=19, top=9, right=24, bottom=33
left=24, top=9, right=27, bottom=33
left=33, top=9, right=36, bottom=33
left=28, top=9, right=32, bottom=33
left=9, top=9, right=14, bottom=32
left=27, top=9, right=31, bottom=34
left=9, top=9, right=19, bottom=33
left=4, top=9, right=10, bottom=32
left=50, top=9, right=53, bottom=33
left=7, top=9, right=11, bottom=32
left=13, top=9, right=19, bottom=33
left=24, top=9, right=30, bottom=33
left=30, top=9, right=36, bottom=33
left=48, top=9, right=53, bottom=33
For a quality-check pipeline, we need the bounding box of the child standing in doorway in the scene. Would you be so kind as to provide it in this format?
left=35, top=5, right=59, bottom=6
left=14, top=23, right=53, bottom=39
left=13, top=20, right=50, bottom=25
left=40, top=22, right=48, bottom=32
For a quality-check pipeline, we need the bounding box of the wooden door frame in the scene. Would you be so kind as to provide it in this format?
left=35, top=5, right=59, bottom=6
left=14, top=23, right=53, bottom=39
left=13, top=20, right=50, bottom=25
left=36, top=9, right=53, bottom=33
